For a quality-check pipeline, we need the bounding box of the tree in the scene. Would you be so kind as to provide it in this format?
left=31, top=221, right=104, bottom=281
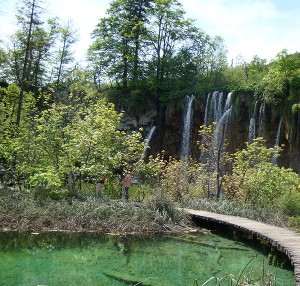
left=261, top=50, right=300, bottom=105
left=15, top=0, right=43, bottom=126
left=89, top=0, right=152, bottom=89
left=0, top=40, right=8, bottom=83
left=10, top=0, right=77, bottom=120
left=146, top=0, right=189, bottom=92
left=52, top=20, right=78, bottom=91
left=247, top=55, right=268, bottom=83
left=0, top=84, right=37, bottom=183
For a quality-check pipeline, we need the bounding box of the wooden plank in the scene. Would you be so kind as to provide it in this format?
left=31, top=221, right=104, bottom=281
left=182, top=208, right=300, bottom=286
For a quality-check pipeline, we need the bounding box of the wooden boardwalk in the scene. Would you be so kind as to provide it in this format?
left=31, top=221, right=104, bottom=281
left=183, top=208, right=300, bottom=286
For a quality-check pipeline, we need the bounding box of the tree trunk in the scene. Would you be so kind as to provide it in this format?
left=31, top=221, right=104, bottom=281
left=16, top=0, right=36, bottom=126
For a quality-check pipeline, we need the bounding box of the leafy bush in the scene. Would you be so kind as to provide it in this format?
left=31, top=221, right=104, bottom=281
left=287, top=216, right=300, bottom=231
left=136, top=154, right=207, bottom=202
left=279, top=188, right=300, bottom=216
left=29, top=170, right=64, bottom=199
left=223, top=138, right=300, bottom=210
left=134, top=152, right=167, bottom=188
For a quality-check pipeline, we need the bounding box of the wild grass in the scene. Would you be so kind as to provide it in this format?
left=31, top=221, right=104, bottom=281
left=181, top=198, right=287, bottom=228
left=0, top=187, right=191, bottom=233
left=193, top=256, right=281, bottom=286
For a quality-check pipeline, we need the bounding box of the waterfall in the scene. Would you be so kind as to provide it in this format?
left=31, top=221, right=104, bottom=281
left=217, top=92, right=224, bottom=122
left=203, top=93, right=211, bottom=126
left=200, top=91, right=232, bottom=198
left=225, top=92, right=232, bottom=111
left=203, top=91, right=231, bottom=127
left=212, top=92, right=217, bottom=123
left=213, top=107, right=232, bottom=150
left=248, top=101, right=258, bottom=143
left=141, top=126, right=156, bottom=159
left=258, top=101, right=266, bottom=138
left=200, top=92, right=211, bottom=162
left=272, top=118, right=283, bottom=165
left=200, top=92, right=232, bottom=161
left=181, top=95, right=195, bottom=159
left=275, top=118, right=283, bottom=146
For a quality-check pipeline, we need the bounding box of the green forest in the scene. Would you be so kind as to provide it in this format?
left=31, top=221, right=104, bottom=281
left=1, top=0, right=300, bottom=235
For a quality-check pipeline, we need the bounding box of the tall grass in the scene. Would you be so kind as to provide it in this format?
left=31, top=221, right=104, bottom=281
left=181, top=198, right=287, bottom=227
left=193, top=257, right=281, bottom=286
left=0, top=187, right=191, bottom=233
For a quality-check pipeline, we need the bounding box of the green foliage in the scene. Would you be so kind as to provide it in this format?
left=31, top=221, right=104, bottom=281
left=225, top=51, right=300, bottom=112
left=29, top=169, right=67, bottom=200
left=223, top=56, right=268, bottom=94
left=0, top=84, right=38, bottom=181
left=29, top=170, right=62, bottom=191
left=161, top=158, right=205, bottom=202
left=260, top=50, right=300, bottom=105
left=292, top=103, right=300, bottom=113
left=261, top=69, right=289, bottom=105
left=135, top=152, right=210, bottom=202
left=0, top=81, right=145, bottom=198
left=290, top=76, right=300, bottom=101
left=135, top=152, right=167, bottom=188
left=88, top=0, right=228, bottom=106
left=223, top=138, right=300, bottom=209
left=279, top=188, right=300, bottom=216
left=240, top=163, right=298, bottom=207
left=287, top=216, right=300, bottom=231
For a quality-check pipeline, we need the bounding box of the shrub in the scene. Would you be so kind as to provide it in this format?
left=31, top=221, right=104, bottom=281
left=223, top=138, right=300, bottom=209
left=29, top=170, right=64, bottom=200
left=287, top=216, right=300, bottom=231
left=279, top=188, right=300, bottom=216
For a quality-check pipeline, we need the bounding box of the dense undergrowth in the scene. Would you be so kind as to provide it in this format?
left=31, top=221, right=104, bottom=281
left=0, top=187, right=190, bottom=233
left=0, top=184, right=298, bottom=234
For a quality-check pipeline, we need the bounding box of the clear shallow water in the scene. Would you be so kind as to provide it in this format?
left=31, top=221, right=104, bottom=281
left=0, top=231, right=295, bottom=286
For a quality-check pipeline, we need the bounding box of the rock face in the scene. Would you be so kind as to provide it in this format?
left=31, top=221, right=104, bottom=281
left=119, top=92, right=300, bottom=173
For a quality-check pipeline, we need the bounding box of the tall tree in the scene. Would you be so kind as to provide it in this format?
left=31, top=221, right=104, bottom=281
left=15, top=0, right=43, bottom=126
left=130, top=0, right=152, bottom=85
left=54, top=20, right=78, bottom=88
left=89, top=0, right=152, bottom=89
left=146, top=0, right=188, bottom=90
left=89, top=0, right=227, bottom=101
left=0, top=40, right=8, bottom=83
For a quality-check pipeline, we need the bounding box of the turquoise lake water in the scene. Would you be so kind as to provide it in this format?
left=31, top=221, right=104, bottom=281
left=0, top=231, right=295, bottom=285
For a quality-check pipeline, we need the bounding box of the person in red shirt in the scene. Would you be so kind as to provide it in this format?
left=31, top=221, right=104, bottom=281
left=122, top=171, right=132, bottom=202
left=96, top=175, right=106, bottom=194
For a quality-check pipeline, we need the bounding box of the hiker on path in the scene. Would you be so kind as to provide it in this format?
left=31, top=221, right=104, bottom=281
left=122, top=171, right=132, bottom=202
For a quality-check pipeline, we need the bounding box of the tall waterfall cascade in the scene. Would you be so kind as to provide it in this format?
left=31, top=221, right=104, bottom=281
left=181, top=95, right=195, bottom=159
left=258, top=101, right=266, bottom=138
left=248, top=100, right=266, bottom=143
left=272, top=118, right=283, bottom=165
left=248, top=101, right=258, bottom=143
left=201, top=91, right=233, bottom=158
left=213, top=106, right=232, bottom=150
left=141, top=126, right=156, bottom=160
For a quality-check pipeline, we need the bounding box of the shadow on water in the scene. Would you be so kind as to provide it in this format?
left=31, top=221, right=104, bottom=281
left=0, top=231, right=296, bottom=285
